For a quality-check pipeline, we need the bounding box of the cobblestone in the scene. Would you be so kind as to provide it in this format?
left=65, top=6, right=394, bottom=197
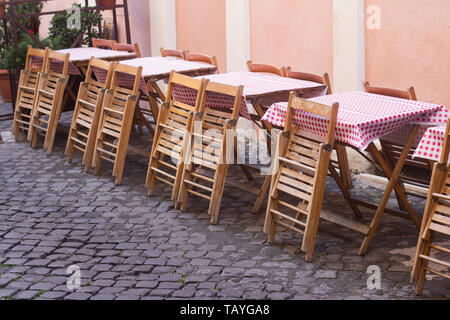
left=0, top=115, right=448, bottom=300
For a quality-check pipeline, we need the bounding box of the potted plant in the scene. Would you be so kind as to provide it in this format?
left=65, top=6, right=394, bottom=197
left=0, top=0, right=5, bottom=17
left=48, top=3, right=103, bottom=48
left=0, top=1, right=10, bottom=101
left=0, top=1, right=44, bottom=102
left=0, top=70, right=11, bottom=102
left=96, top=0, right=116, bottom=8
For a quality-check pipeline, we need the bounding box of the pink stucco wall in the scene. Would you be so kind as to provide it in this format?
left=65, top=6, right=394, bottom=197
left=175, top=0, right=227, bottom=72
left=249, top=0, right=333, bottom=84
left=365, top=0, right=450, bottom=107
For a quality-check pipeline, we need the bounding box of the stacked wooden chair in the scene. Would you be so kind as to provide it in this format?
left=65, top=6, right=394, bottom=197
left=247, top=60, right=284, bottom=77
left=65, top=58, right=115, bottom=171
left=92, top=63, right=142, bottom=185
left=28, top=50, right=70, bottom=155
left=12, top=46, right=49, bottom=141
left=145, top=71, right=207, bottom=201
left=285, top=66, right=352, bottom=189
left=111, top=41, right=152, bottom=135
left=177, top=81, right=244, bottom=224
left=264, top=92, right=339, bottom=262
left=411, top=120, right=450, bottom=295
left=185, top=52, right=219, bottom=73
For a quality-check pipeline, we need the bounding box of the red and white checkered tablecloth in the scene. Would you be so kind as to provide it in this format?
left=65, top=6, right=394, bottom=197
left=262, top=91, right=448, bottom=151
left=30, top=56, right=81, bottom=76
left=412, top=124, right=448, bottom=161
left=120, top=57, right=217, bottom=80
left=92, top=57, right=218, bottom=98
left=57, top=47, right=137, bottom=63
left=30, top=48, right=136, bottom=76
left=169, top=71, right=327, bottom=120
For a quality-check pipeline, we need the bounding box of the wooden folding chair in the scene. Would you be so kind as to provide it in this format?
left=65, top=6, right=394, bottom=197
left=92, top=38, right=116, bottom=50
left=145, top=71, right=207, bottom=201
left=12, top=46, right=49, bottom=141
left=160, top=48, right=186, bottom=60
left=111, top=41, right=153, bottom=135
left=65, top=58, right=115, bottom=171
left=92, top=63, right=142, bottom=185
left=411, top=120, right=450, bottom=295
left=27, top=50, right=70, bottom=155
left=112, top=42, right=142, bottom=58
left=247, top=60, right=284, bottom=77
left=185, top=52, right=219, bottom=73
left=264, top=92, right=339, bottom=262
left=364, top=82, right=430, bottom=188
left=285, top=66, right=352, bottom=189
left=177, top=81, right=244, bottom=224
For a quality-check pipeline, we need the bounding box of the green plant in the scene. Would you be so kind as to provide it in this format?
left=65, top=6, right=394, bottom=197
left=0, top=1, right=44, bottom=70
left=11, top=0, right=44, bottom=39
left=48, top=3, right=102, bottom=49
left=0, top=36, right=63, bottom=70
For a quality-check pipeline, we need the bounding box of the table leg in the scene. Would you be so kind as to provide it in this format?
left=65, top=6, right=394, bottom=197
left=252, top=102, right=273, bottom=153
left=336, top=144, right=354, bottom=189
left=328, top=164, right=362, bottom=218
left=359, top=126, right=421, bottom=255
left=146, top=80, right=162, bottom=124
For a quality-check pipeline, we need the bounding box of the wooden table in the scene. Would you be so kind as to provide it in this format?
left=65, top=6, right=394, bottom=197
left=57, top=47, right=137, bottom=74
left=120, top=57, right=217, bottom=122
left=263, top=91, right=449, bottom=254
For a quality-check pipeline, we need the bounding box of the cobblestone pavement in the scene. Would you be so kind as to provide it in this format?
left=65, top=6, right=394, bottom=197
left=0, top=111, right=448, bottom=300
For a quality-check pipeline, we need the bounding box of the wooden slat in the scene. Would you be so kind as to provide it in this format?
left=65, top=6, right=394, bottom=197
left=276, top=182, right=311, bottom=202
left=320, top=210, right=370, bottom=235
left=271, top=209, right=307, bottom=227
left=279, top=173, right=313, bottom=194
left=419, top=254, right=450, bottom=268
left=429, top=222, right=450, bottom=235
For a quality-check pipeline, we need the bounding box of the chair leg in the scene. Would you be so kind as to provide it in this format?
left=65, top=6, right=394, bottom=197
left=180, top=166, right=194, bottom=212
left=171, top=161, right=185, bottom=203
left=252, top=174, right=272, bottom=214
left=29, top=115, right=39, bottom=149
left=146, top=154, right=160, bottom=196
left=92, top=144, right=102, bottom=175
left=208, top=165, right=228, bottom=225
left=268, top=217, right=277, bottom=243
left=414, top=236, right=432, bottom=295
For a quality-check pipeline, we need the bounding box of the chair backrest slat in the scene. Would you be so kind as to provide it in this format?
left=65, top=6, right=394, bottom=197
left=247, top=60, right=283, bottom=77
left=112, top=42, right=142, bottom=58
left=185, top=52, right=219, bottom=72
left=285, top=66, right=332, bottom=94
left=160, top=47, right=186, bottom=60
left=364, top=81, right=416, bottom=101
left=92, top=38, right=116, bottom=50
